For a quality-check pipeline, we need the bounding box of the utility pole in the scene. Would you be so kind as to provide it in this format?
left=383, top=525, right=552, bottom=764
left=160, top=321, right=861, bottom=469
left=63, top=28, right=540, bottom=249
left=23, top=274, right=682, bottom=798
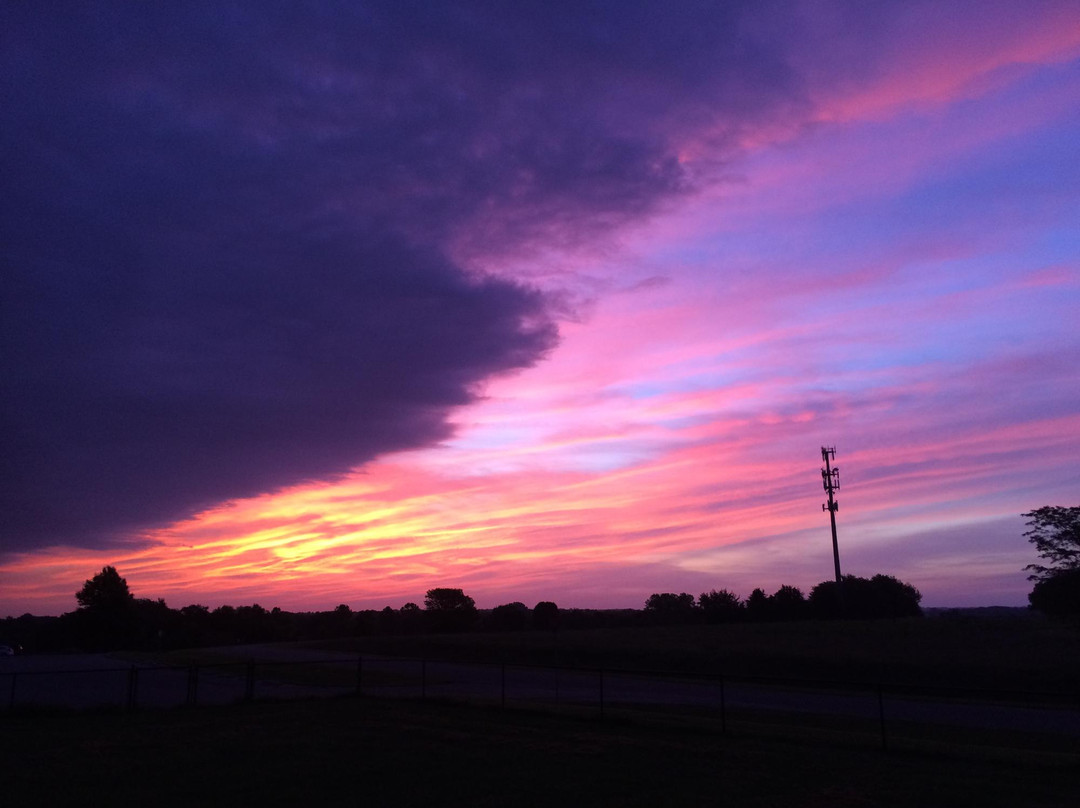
left=821, top=446, right=842, bottom=584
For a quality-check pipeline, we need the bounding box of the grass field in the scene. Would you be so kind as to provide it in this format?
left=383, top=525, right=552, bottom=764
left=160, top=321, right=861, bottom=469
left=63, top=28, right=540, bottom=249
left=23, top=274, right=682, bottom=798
left=3, top=694, right=1078, bottom=807
left=312, top=612, right=1080, bottom=696
left=5, top=614, right=1079, bottom=805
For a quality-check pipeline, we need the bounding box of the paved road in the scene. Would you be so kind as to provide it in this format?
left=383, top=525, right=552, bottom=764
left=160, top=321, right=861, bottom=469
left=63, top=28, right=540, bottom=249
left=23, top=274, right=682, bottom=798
left=414, top=660, right=1080, bottom=737
left=320, top=654, right=1080, bottom=737
left=0, top=653, right=335, bottom=709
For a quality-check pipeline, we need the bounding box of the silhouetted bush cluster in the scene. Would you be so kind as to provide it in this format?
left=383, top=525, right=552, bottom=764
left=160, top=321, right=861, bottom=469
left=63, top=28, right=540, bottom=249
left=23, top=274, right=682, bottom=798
left=809, top=575, right=923, bottom=619
left=645, top=574, right=922, bottom=625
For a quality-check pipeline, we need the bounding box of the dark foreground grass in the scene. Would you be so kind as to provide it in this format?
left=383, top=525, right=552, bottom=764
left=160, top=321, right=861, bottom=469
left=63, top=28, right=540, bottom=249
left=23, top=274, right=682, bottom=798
left=316, top=614, right=1080, bottom=695
left=3, top=696, right=1077, bottom=807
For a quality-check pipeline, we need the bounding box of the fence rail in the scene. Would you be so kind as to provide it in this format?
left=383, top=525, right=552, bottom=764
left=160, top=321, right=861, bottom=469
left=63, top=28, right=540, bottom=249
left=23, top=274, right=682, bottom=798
left=3, top=653, right=1078, bottom=754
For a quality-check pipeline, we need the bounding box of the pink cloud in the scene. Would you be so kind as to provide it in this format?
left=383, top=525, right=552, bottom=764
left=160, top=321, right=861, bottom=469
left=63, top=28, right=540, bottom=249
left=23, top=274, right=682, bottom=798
left=792, top=0, right=1080, bottom=123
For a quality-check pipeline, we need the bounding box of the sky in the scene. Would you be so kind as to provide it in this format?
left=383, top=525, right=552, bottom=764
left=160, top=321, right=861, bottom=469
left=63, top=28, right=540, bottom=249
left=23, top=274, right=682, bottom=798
left=2, top=1, right=1079, bottom=617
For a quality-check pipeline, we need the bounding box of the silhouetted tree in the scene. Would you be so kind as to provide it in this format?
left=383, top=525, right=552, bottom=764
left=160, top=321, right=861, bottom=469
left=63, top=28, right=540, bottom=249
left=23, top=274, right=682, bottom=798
left=423, top=588, right=477, bottom=632
left=328, top=603, right=353, bottom=636
left=809, top=575, right=921, bottom=619
left=180, top=603, right=210, bottom=621
left=533, top=601, right=559, bottom=631
left=1028, top=567, right=1080, bottom=617
left=377, top=605, right=400, bottom=634
left=698, top=589, right=742, bottom=623
left=398, top=602, right=423, bottom=633
left=1024, top=506, right=1080, bottom=582
left=72, top=566, right=137, bottom=650
left=867, top=574, right=922, bottom=618
left=807, top=580, right=843, bottom=619
left=744, top=588, right=771, bottom=621
left=491, top=601, right=530, bottom=631
left=229, top=604, right=276, bottom=643
left=424, top=587, right=476, bottom=611
left=131, top=597, right=176, bottom=649
left=177, top=604, right=213, bottom=646
left=0, top=613, right=57, bottom=654
left=770, top=585, right=808, bottom=621
left=644, top=592, right=697, bottom=624
left=269, top=606, right=295, bottom=641
left=76, top=566, right=133, bottom=610
left=305, top=604, right=353, bottom=639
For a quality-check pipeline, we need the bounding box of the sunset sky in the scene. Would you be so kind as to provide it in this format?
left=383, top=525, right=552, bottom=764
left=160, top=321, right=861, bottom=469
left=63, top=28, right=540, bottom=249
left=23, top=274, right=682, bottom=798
left=3, top=1, right=1079, bottom=617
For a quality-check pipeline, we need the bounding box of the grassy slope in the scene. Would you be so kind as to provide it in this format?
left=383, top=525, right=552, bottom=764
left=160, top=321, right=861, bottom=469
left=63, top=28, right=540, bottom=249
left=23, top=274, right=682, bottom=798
left=3, top=696, right=1078, bottom=808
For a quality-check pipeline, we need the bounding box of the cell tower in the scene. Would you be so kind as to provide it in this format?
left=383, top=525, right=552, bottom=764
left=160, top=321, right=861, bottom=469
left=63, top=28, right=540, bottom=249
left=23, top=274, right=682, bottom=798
left=821, top=446, right=842, bottom=584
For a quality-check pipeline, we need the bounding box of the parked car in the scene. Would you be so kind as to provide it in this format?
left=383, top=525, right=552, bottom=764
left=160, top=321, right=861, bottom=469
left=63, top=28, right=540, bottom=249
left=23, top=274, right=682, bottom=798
left=0, top=645, right=15, bottom=656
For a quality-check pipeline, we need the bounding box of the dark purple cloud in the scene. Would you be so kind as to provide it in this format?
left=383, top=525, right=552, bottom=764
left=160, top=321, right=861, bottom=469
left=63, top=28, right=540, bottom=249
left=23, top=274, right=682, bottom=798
left=1, top=2, right=799, bottom=553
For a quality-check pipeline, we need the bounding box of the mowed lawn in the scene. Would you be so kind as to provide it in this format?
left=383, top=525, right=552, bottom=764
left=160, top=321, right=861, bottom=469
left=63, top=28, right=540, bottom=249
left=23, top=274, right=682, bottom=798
left=3, top=695, right=1078, bottom=807
left=320, top=612, right=1080, bottom=694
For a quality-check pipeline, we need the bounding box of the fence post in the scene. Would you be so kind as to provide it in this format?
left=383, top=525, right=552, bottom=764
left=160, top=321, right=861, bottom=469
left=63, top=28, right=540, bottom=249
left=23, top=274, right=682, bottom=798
left=877, top=684, right=888, bottom=751
left=421, top=659, right=427, bottom=699
left=599, top=668, right=605, bottom=718
left=126, top=665, right=139, bottom=711
left=245, top=659, right=255, bottom=702
left=355, top=655, right=363, bottom=697
left=8, top=672, right=16, bottom=710
left=501, top=663, right=506, bottom=709
left=186, top=665, right=199, bottom=707
left=719, top=675, right=726, bottom=735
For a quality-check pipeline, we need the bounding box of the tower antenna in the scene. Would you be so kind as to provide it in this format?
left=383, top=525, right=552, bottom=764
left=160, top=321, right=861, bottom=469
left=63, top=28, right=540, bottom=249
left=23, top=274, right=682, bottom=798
left=821, top=446, right=842, bottom=584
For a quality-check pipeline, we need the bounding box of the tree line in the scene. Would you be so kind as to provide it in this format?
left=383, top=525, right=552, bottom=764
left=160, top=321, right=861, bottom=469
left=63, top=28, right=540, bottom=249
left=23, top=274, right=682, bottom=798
left=646, top=574, right=922, bottom=625
left=3, top=505, right=1075, bottom=653
left=1, top=575, right=574, bottom=653
left=2, top=567, right=922, bottom=654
